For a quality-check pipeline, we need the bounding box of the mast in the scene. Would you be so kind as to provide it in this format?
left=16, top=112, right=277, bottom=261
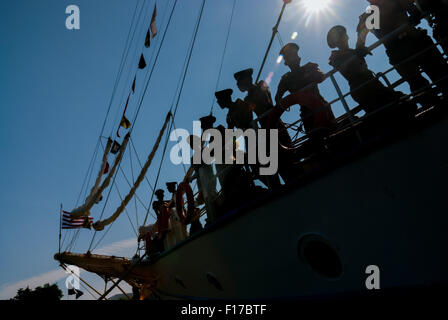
left=255, top=0, right=292, bottom=83
left=59, top=203, right=62, bottom=253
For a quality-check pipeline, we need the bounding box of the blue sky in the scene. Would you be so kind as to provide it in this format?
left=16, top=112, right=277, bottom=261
left=0, top=0, right=436, bottom=299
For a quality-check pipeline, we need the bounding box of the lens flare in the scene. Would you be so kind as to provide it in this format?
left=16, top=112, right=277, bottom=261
left=276, top=56, right=283, bottom=64
left=291, top=32, right=298, bottom=40
left=302, top=0, right=331, bottom=14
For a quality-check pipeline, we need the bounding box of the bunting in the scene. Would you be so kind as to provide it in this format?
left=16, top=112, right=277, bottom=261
left=138, top=54, right=147, bottom=69
left=117, top=94, right=131, bottom=138
left=150, top=5, right=157, bottom=38
left=120, top=115, right=131, bottom=129
left=103, top=161, right=109, bottom=175
left=111, top=141, right=121, bottom=154
left=132, top=76, right=136, bottom=93
left=144, top=30, right=151, bottom=48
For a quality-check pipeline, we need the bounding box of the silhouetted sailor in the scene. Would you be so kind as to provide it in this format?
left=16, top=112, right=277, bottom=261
left=234, top=68, right=296, bottom=185
left=152, top=189, right=168, bottom=217
left=152, top=188, right=171, bottom=250
left=215, top=89, right=253, bottom=130
left=357, top=0, right=448, bottom=108
left=214, top=125, right=253, bottom=209
left=416, top=0, right=448, bottom=55
left=187, top=134, right=219, bottom=223
left=275, top=43, right=336, bottom=134
left=327, top=25, right=416, bottom=116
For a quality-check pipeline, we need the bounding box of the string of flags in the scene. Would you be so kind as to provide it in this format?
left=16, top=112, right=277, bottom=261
left=61, top=6, right=159, bottom=229
left=114, top=4, right=157, bottom=142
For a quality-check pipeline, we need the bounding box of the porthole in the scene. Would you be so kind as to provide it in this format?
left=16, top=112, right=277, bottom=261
left=173, top=275, right=187, bottom=289
left=206, top=272, right=223, bottom=291
left=297, top=234, right=343, bottom=279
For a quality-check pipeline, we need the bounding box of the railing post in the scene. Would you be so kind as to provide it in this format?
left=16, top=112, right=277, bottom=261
left=377, top=72, right=393, bottom=88
left=329, top=74, right=362, bottom=143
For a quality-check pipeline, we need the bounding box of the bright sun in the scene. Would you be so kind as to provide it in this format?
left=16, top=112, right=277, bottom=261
left=302, top=0, right=331, bottom=14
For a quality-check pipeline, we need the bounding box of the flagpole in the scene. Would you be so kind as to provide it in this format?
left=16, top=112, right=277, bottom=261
left=59, top=203, right=62, bottom=254
left=255, top=0, right=291, bottom=83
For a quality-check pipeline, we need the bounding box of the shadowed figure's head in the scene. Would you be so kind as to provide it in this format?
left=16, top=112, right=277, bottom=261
left=234, top=68, right=253, bottom=92
left=279, top=43, right=301, bottom=69
left=215, top=89, right=233, bottom=109
left=327, top=25, right=349, bottom=50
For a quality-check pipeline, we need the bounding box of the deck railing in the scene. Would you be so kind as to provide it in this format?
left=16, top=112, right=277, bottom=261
left=252, top=11, right=446, bottom=148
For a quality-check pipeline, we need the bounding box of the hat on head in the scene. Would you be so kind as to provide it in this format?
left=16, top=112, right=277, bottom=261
left=234, top=68, right=253, bottom=81
left=214, top=89, right=233, bottom=100
left=327, top=25, right=347, bottom=49
left=279, top=43, right=300, bottom=56
left=199, top=115, right=216, bottom=130
left=166, top=182, right=177, bottom=193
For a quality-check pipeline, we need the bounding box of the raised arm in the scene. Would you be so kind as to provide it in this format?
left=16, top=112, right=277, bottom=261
left=356, top=13, right=370, bottom=49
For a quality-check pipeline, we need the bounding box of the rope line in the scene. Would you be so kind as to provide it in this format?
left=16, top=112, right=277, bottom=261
left=130, top=0, right=179, bottom=134
left=142, top=0, right=207, bottom=226
left=210, top=0, right=237, bottom=113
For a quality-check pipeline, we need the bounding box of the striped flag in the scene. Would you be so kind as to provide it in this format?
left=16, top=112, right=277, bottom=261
left=62, top=210, right=93, bottom=229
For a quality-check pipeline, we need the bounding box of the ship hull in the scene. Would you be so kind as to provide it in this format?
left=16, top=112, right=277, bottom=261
left=140, top=109, right=448, bottom=299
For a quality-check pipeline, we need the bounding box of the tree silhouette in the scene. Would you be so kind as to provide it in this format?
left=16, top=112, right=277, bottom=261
left=12, top=283, right=63, bottom=301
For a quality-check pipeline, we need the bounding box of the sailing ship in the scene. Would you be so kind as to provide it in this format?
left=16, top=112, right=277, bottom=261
left=54, top=0, right=448, bottom=300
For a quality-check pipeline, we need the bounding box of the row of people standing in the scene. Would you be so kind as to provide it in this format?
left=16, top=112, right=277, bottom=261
left=218, top=0, right=448, bottom=153
left=140, top=0, right=448, bottom=252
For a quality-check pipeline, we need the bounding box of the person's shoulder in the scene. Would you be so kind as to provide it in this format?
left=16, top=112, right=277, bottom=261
left=302, top=62, right=320, bottom=72
left=329, top=50, right=354, bottom=66
left=279, top=71, right=293, bottom=84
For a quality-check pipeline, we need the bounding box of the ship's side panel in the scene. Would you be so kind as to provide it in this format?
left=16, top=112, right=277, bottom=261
left=146, top=116, right=448, bottom=299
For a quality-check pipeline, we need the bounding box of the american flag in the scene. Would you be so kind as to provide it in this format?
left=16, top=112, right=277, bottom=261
left=61, top=210, right=93, bottom=229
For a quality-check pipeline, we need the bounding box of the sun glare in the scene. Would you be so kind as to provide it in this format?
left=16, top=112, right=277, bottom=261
left=302, top=0, right=331, bottom=14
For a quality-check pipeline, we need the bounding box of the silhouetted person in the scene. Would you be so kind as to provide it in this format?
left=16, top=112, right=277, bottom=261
left=357, top=0, right=448, bottom=108
left=215, top=89, right=253, bottom=130
left=213, top=124, right=254, bottom=212
left=275, top=43, right=336, bottom=135
left=152, top=189, right=168, bottom=218
left=187, top=134, right=219, bottom=223
left=234, top=68, right=298, bottom=185
left=416, top=0, right=448, bottom=55
left=327, top=25, right=417, bottom=118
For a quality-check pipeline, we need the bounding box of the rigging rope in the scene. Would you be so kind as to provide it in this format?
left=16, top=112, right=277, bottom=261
left=128, top=145, right=139, bottom=227
left=118, top=165, right=152, bottom=214
left=109, top=0, right=153, bottom=138
left=75, top=138, right=100, bottom=206
left=70, top=138, right=113, bottom=218
left=65, top=1, right=143, bottom=251
left=142, top=0, right=207, bottom=226
left=210, top=0, right=237, bottom=114
left=129, top=0, right=179, bottom=135
left=87, top=135, right=131, bottom=251
left=113, top=183, right=138, bottom=237
left=93, top=113, right=172, bottom=231
left=88, top=0, right=177, bottom=251
left=130, top=137, right=155, bottom=192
